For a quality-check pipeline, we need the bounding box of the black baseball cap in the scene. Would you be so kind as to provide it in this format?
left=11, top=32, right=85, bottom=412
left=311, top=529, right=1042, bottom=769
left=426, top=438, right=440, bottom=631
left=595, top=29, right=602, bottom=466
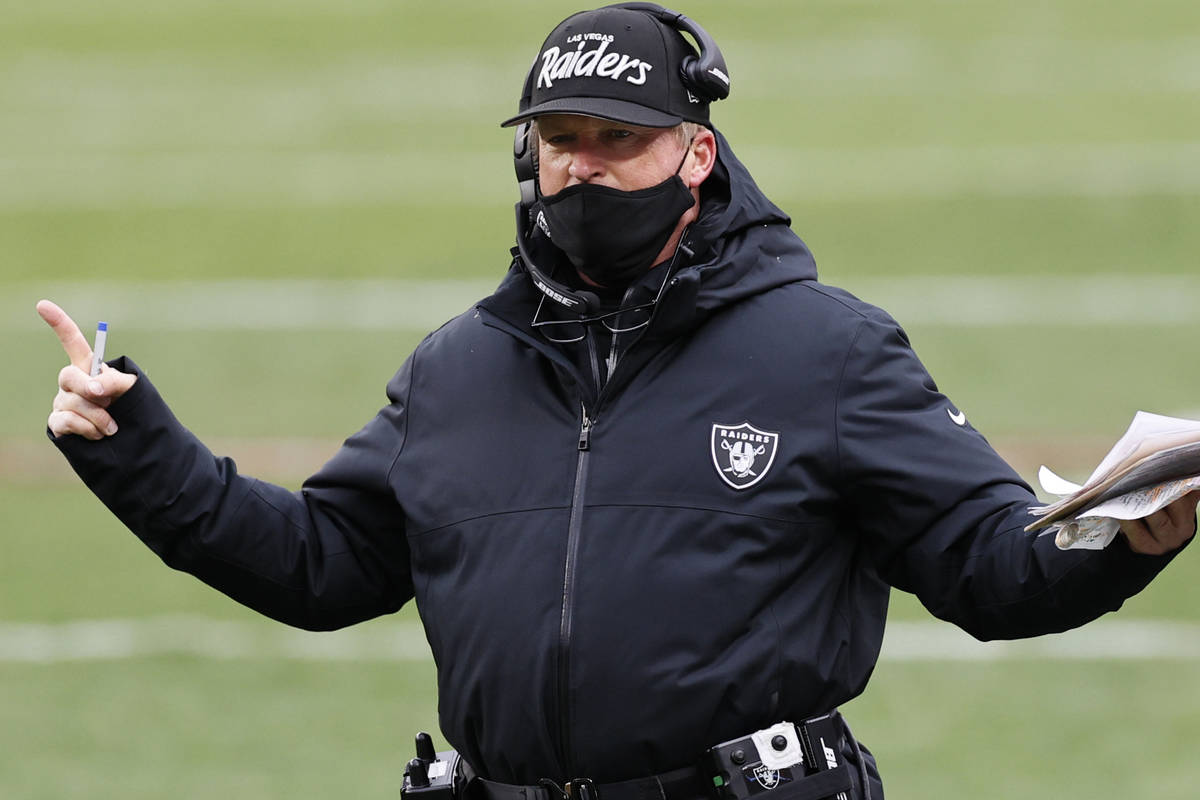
left=500, top=6, right=710, bottom=129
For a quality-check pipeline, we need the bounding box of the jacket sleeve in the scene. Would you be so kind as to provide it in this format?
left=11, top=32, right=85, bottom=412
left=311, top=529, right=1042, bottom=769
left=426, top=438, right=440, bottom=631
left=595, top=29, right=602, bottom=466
left=835, top=313, right=1186, bottom=641
left=51, top=356, right=415, bottom=631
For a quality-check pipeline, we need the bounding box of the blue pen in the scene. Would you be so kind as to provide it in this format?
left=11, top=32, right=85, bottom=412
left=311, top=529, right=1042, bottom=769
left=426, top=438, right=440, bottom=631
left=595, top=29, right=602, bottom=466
left=90, top=321, right=108, bottom=377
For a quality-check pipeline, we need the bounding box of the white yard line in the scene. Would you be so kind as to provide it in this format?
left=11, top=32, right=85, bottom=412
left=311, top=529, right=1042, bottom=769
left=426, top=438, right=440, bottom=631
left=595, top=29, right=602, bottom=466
left=0, top=616, right=434, bottom=664
left=881, top=619, right=1200, bottom=661
left=2, top=616, right=1198, bottom=663
left=7, top=275, right=1200, bottom=332
left=2, top=142, right=1199, bottom=209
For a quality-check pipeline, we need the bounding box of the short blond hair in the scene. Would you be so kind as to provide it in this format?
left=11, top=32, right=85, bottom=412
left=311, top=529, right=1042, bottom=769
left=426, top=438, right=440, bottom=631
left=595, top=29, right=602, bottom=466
left=675, top=121, right=701, bottom=148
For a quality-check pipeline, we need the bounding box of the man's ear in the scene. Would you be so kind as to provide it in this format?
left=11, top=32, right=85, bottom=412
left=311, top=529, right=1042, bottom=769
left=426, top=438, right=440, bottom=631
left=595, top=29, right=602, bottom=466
left=685, top=127, right=717, bottom=188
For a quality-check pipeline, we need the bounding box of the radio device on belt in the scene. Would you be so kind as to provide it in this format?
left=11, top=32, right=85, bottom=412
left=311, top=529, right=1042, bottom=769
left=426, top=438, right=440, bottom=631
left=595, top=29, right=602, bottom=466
left=402, top=732, right=464, bottom=800
left=705, top=714, right=852, bottom=800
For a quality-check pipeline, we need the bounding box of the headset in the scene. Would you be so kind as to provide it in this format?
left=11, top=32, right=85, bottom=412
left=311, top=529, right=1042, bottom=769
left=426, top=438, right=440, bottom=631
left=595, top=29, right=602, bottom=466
left=512, top=2, right=730, bottom=315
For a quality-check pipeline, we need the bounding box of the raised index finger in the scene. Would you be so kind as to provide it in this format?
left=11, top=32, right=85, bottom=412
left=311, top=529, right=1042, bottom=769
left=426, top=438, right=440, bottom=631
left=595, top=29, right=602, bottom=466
left=36, top=299, right=93, bottom=372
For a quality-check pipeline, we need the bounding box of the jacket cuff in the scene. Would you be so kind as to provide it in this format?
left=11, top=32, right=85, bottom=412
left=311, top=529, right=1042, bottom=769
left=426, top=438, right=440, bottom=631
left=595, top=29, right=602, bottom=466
left=1097, top=525, right=1192, bottom=596
left=49, top=355, right=160, bottom=485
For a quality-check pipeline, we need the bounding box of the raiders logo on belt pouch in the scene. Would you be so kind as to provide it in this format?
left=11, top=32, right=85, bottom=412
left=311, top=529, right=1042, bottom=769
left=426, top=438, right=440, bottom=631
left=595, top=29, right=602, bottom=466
left=711, top=422, right=780, bottom=490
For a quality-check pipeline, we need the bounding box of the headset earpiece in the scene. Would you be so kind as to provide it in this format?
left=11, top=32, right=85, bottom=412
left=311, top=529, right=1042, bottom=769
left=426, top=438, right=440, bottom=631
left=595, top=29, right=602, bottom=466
left=514, top=121, right=537, bottom=208
left=610, top=2, right=730, bottom=102
left=674, top=16, right=730, bottom=101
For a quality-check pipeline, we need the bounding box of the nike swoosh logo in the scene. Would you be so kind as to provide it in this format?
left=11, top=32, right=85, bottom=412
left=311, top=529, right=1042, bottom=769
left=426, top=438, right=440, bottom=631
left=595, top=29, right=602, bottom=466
left=947, top=408, right=967, bottom=426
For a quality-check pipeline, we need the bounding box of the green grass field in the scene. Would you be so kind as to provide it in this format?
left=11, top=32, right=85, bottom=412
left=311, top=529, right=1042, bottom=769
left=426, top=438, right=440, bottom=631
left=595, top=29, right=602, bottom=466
left=4, top=0, right=1200, bottom=797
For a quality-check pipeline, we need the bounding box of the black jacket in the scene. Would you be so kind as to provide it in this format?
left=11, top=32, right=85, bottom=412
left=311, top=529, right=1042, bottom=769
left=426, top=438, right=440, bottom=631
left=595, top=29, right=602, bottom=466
left=54, top=131, right=1178, bottom=787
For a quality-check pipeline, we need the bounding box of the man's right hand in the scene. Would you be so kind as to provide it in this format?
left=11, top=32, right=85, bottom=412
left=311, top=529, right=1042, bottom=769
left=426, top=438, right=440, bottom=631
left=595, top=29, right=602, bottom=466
left=37, top=300, right=138, bottom=440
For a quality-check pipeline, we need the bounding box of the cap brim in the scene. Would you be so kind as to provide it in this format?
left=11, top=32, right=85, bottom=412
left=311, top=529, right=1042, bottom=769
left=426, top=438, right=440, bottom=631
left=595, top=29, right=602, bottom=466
left=500, top=97, right=683, bottom=128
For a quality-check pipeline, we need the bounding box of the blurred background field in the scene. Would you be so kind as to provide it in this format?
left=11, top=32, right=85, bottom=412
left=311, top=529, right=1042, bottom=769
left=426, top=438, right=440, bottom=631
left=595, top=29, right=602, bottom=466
left=3, top=0, right=1199, bottom=797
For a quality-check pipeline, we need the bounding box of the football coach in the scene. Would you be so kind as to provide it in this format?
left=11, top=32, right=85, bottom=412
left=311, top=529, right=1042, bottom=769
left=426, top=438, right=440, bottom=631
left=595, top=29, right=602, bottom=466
left=38, top=4, right=1198, bottom=799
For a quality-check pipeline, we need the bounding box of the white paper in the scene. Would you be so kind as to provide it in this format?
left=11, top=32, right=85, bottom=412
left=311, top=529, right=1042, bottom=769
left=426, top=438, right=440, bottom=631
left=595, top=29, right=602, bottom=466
left=1085, top=411, right=1200, bottom=486
left=1053, top=517, right=1121, bottom=550
left=1044, top=475, right=1200, bottom=550
left=1030, top=410, right=1200, bottom=550
left=1077, top=476, right=1200, bottom=522
left=1029, top=410, right=1200, bottom=526
left=1037, top=465, right=1083, bottom=497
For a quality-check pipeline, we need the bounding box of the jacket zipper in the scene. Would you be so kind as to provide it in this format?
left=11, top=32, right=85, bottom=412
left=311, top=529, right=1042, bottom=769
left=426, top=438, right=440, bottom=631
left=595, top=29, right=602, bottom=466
left=557, top=403, right=592, bottom=776
left=556, top=291, right=659, bottom=773
left=476, top=275, right=689, bottom=776
left=475, top=300, right=662, bottom=775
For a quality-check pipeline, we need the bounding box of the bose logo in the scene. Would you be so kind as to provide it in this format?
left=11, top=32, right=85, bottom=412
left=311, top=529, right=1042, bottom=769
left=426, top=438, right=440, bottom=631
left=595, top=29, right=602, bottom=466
left=534, top=279, right=581, bottom=308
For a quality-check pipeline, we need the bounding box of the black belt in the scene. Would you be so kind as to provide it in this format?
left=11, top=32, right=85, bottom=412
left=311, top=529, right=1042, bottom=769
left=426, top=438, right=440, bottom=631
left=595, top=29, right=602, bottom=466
left=468, top=762, right=852, bottom=800
left=469, top=765, right=708, bottom=800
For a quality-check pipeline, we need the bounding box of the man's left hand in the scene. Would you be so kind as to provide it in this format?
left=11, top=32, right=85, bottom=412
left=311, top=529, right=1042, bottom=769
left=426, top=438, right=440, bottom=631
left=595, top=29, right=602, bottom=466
left=1120, top=491, right=1200, bottom=555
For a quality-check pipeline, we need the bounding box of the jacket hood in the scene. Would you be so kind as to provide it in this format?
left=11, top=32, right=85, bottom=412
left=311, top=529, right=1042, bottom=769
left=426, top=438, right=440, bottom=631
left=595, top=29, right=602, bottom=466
left=692, top=127, right=795, bottom=252
left=671, top=126, right=817, bottom=313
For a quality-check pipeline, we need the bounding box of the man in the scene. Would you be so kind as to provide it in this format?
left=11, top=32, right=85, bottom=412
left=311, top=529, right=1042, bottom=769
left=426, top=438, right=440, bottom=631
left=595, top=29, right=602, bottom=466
left=39, top=4, right=1198, bottom=799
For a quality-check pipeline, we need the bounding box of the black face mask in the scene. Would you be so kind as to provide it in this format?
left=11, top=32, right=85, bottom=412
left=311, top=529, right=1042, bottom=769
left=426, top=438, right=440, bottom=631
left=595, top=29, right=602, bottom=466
left=539, top=173, right=697, bottom=288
